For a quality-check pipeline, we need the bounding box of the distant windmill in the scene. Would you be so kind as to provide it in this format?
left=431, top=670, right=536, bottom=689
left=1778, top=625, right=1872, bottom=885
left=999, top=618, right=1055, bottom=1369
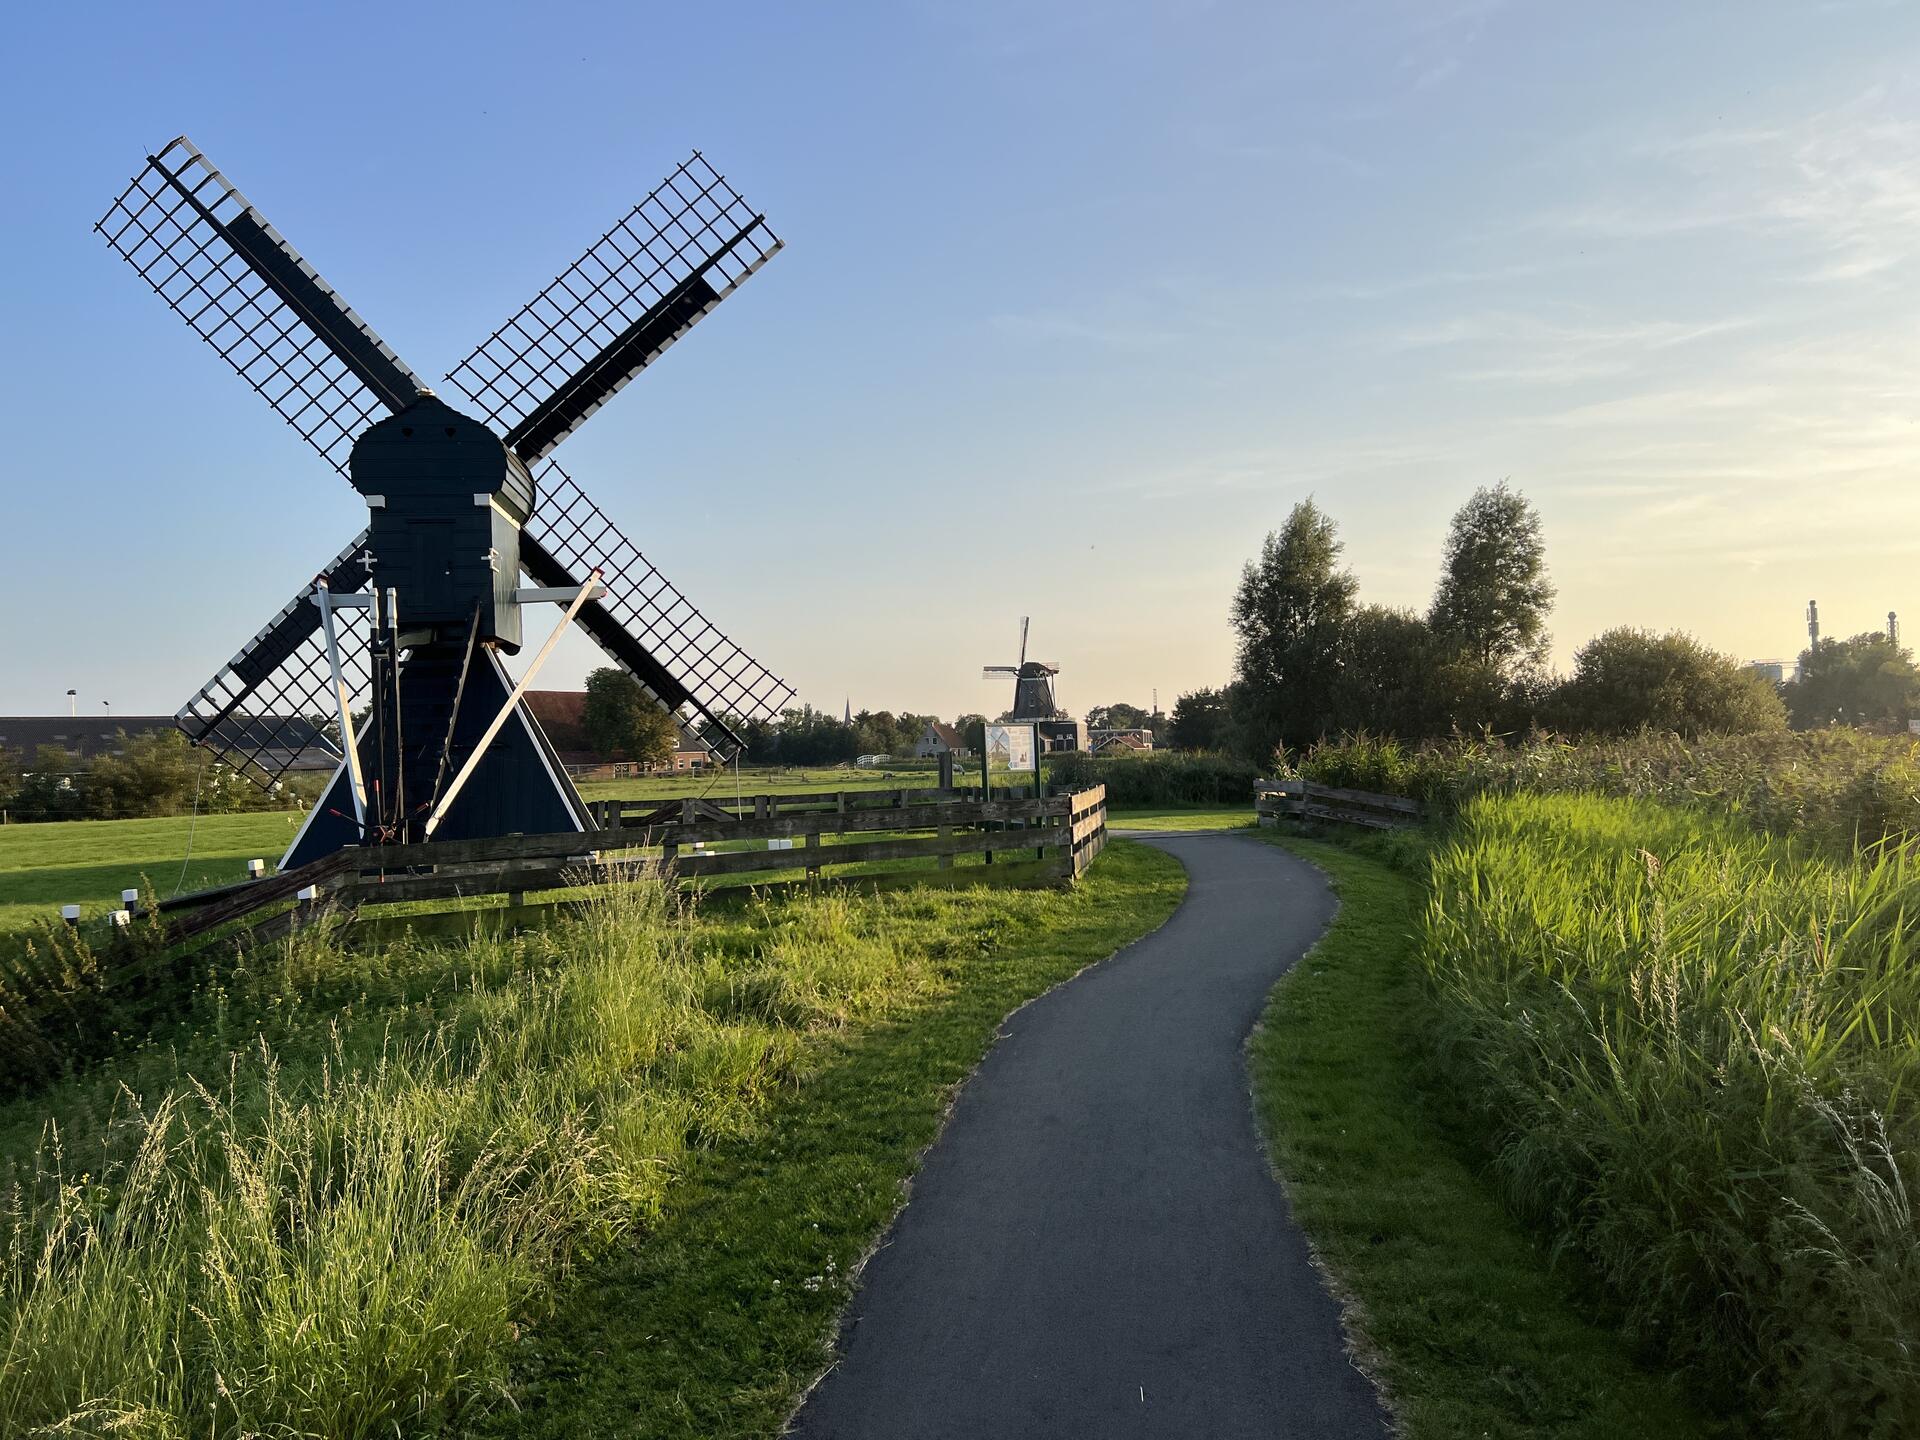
left=981, top=618, right=1084, bottom=753
left=983, top=617, right=1063, bottom=721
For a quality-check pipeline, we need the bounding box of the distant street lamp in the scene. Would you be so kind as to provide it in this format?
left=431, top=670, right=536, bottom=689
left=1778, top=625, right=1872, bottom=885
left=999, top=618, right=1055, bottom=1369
left=65, top=688, right=76, bottom=717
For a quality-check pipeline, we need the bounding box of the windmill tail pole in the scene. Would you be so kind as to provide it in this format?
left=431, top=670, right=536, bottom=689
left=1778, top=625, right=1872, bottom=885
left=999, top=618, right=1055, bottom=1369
left=422, top=572, right=603, bottom=840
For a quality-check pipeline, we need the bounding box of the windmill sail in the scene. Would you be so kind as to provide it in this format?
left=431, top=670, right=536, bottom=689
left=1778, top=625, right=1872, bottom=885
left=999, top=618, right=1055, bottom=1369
left=523, top=462, right=794, bottom=755
left=175, top=533, right=375, bottom=788
left=443, top=153, right=781, bottom=464
left=97, top=137, right=426, bottom=475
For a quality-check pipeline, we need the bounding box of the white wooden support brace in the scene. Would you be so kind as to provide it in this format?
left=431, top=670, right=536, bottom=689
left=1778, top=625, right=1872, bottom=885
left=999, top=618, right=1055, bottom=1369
left=422, top=571, right=602, bottom=840
left=313, top=579, right=368, bottom=830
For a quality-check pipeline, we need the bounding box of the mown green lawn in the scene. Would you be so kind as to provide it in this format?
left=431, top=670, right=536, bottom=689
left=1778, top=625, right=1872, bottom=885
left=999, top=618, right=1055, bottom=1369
left=1107, top=805, right=1253, bottom=831
left=0, top=811, right=304, bottom=934
left=576, top=763, right=950, bottom=803
left=0, top=765, right=1079, bottom=934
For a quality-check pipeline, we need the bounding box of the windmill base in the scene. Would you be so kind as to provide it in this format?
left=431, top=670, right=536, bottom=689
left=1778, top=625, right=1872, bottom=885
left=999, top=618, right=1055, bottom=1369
left=283, top=650, right=591, bottom=869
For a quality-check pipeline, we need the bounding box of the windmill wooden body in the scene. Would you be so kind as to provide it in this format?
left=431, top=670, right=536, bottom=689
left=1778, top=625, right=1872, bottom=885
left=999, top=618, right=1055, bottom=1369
left=98, top=138, right=793, bottom=865
left=983, top=617, right=1086, bottom=753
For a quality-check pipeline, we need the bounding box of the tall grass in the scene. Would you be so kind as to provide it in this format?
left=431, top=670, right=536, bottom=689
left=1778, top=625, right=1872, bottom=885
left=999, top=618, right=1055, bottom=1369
left=0, top=875, right=954, bottom=1436
left=1421, top=792, right=1920, bottom=1435
left=1297, top=728, right=1920, bottom=852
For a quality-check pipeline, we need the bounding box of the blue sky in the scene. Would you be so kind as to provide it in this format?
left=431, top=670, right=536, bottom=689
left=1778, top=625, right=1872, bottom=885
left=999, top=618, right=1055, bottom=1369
left=4, top=1, right=1918, bottom=720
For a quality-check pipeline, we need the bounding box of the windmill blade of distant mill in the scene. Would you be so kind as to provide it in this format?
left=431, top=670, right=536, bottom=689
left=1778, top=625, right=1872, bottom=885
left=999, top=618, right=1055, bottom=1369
left=521, top=462, right=794, bottom=757
left=442, top=152, right=782, bottom=465
left=175, top=532, right=375, bottom=789
left=983, top=667, right=1020, bottom=678
left=97, top=137, right=427, bottom=475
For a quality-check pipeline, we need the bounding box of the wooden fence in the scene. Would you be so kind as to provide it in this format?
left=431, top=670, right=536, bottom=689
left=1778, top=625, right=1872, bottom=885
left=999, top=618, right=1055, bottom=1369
left=136, top=784, right=1109, bottom=954
left=1255, top=779, right=1423, bottom=830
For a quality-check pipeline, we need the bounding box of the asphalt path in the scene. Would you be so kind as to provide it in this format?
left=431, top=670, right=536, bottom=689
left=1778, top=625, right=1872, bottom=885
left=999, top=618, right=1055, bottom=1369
left=788, top=831, right=1390, bottom=1439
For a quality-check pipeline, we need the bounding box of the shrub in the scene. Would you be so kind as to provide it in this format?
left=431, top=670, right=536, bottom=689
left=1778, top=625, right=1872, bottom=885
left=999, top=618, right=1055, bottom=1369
left=1048, top=749, right=1261, bottom=806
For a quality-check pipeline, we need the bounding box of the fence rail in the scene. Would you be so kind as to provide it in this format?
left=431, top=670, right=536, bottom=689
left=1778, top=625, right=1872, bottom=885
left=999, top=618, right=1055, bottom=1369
left=126, top=784, right=1109, bottom=955
left=1255, top=778, right=1423, bottom=830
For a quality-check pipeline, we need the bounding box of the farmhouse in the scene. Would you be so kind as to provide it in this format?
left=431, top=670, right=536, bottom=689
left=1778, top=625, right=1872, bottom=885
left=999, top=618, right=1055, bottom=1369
left=522, top=690, right=714, bottom=779
left=1091, top=730, right=1153, bottom=755
left=914, top=720, right=970, bottom=759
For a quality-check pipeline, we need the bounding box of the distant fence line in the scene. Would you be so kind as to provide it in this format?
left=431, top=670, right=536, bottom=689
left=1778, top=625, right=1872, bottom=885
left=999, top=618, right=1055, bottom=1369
left=1255, top=779, right=1423, bottom=830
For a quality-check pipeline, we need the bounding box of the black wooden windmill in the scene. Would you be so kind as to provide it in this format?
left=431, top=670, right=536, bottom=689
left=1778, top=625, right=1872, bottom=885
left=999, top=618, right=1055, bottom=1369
left=982, top=618, right=1085, bottom=753
left=98, top=137, right=794, bottom=866
left=982, top=617, right=1062, bottom=720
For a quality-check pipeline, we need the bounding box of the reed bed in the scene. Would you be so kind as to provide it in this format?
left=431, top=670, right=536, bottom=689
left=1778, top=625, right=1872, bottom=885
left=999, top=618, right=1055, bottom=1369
left=1421, top=792, right=1920, bottom=1435
left=0, top=876, right=952, bottom=1437
left=1297, top=729, right=1920, bottom=853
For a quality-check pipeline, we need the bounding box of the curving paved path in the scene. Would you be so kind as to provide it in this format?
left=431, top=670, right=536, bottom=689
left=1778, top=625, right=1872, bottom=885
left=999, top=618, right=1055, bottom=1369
left=789, top=832, right=1390, bottom=1439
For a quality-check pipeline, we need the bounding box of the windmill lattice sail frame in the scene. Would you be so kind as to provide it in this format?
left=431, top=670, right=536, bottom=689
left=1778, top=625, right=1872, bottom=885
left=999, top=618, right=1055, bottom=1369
left=97, top=138, right=423, bottom=476
left=100, top=136, right=795, bottom=795
left=174, top=536, right=377, bottom=787
left=446, top=152, right=781, bottom=463
left=525, top=462, right=793, bottom=733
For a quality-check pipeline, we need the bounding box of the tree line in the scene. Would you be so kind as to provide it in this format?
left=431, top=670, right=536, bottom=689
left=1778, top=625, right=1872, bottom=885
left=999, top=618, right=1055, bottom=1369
left=0, top=729, right=317, bottom=822
left=1163, top=483, right=1908, bottom=760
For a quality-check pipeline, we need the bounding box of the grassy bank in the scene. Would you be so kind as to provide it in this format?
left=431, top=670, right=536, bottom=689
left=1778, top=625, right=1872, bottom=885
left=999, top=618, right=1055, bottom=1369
left=1249, top=834, right=1713, bottom=1438
left=1413, top=794, right=1920, bottom=1435
left=0, top=844, right=1180, bottom=1436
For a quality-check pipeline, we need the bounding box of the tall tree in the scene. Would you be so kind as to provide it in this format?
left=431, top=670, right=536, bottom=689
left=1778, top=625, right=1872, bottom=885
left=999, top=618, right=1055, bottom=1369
left=582, top=667, right=679, bottom=769
left=1784, top=631, right=1920, bottom=731
left=1230, top=499, right=1357, bottom=755
left=1086, top=702, right=1150, bottom=730
left=1167, top=688, right=1233, bottom=751
left=1429, top=481, right=1554, bottom=672
left=953, top=713, right=988, bottom=754
left=1549, top=629, right=1786, bottom=737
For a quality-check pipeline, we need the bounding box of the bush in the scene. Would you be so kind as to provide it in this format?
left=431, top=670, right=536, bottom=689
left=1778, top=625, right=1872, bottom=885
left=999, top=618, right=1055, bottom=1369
left=1547, top=627, right=1788, bottom=736
left=1420, top=792, right=1920, bottom=1434
left=1047, top=750, right=1261, bottom=807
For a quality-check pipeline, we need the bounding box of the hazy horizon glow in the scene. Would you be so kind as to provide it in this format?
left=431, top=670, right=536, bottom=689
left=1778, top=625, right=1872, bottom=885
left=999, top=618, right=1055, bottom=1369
left=4, top=2, right=1918, bottom=722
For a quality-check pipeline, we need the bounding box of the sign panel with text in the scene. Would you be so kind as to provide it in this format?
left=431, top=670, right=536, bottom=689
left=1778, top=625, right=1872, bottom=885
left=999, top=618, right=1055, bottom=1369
left=985, top=723, right=1038, bottom=772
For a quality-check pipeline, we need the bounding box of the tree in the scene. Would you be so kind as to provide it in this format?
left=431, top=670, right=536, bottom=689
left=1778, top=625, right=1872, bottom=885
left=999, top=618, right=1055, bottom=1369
left=1784, top=632, right=1920, bottom=732
left=83, top=729, right=200, bottom=819
left=1429, top=481, right=1554, bottom=673
left=1230, top=499, right=1357, bottom=755
left=1549, top=629, right=1787, bottom=737
left=1085, top=702, right=1150, bottom=731
left=954, top=714, right=987, bottom=754
left=775, top=705, right=860, bottom=765
left=1167, top=688, right=1233, bottom=751
left=10, top=745, right=85, bottom=822
left=582, top=667, right=678, bottom=769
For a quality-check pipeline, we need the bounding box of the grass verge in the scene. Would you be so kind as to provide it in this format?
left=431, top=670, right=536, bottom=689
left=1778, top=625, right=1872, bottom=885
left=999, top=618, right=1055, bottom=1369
left=486, top=840, right=1185, bottom=1438
left=1107, top=805, right=1253, bottom=832
left=1, top=841, right=1181, bottom=1436
left=1247, top=832, right=1722, bottom=1440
